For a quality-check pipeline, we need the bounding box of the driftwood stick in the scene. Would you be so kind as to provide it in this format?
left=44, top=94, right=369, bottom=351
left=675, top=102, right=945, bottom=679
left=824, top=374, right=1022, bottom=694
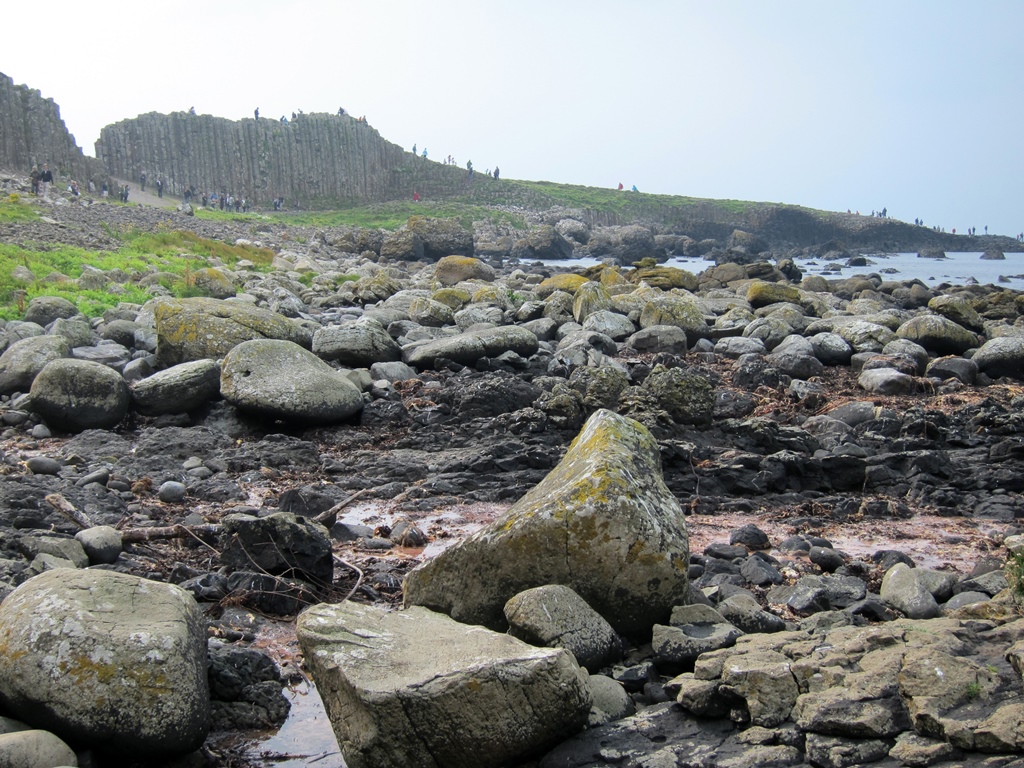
left=312, top=488, right=371, bottom=527
left=44, top=493, right=95, bottom=530
left=120, top=524, right=222, bottom=543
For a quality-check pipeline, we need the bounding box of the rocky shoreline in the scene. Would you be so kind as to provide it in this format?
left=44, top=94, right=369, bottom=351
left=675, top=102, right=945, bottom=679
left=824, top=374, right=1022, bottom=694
left=0, top=186, right=1022, bottom=767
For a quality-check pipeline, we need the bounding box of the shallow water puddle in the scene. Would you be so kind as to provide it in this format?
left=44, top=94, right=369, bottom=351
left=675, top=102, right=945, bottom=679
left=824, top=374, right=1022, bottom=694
left=234, top=680, right=346, bottom=767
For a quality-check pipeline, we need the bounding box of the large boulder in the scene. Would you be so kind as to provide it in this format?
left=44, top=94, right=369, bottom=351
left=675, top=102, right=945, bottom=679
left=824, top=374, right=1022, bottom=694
left=379, top=228, right=424, bottom=261
left=972, top=336, right=1024, bottom=380
left=504, top=585, right=623, bottom=672
left=22, top=296, right=79, bottom=327
left=638, top=296, right=708, bottom=345
left=130, top=358, right=221, bottom=416
left=220, top=339, right=363, bottom=423
left=434, top=255, right=495, bottom=286
left=0, top=335, right=71, bottom=394
left=30, top=359, right=130, bottom=432
left=312, top=317, right=402, bottom=367
left=297, top=601, right=591, bottom=768
left=896, top=315, right=978, bottom=356
left=403, top=409, right=690, bottom=636
left=153, top=297, right=313, bottom=366
left=406, top=216, right=474, bottom=261
left=0, top=569, right=209, bottom=756
left=513, top=225, right=574, bottom=260
left=402, top=326, right=539, bottom=369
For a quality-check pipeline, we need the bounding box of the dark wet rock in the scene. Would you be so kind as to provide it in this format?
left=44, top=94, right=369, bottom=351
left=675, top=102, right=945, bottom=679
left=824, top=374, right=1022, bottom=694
left=730, top=523, right=771, bottom=550
left=219, top=512, right=333, bottom=587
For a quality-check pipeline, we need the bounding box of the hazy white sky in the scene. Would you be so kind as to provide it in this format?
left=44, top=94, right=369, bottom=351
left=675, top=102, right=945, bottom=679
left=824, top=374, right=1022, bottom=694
left=4, top=1, right=1022, bottom=236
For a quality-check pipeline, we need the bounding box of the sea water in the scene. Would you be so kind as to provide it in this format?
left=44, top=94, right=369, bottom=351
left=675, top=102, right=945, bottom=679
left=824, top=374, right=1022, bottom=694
left=535, top=252, right=1024, bottom=289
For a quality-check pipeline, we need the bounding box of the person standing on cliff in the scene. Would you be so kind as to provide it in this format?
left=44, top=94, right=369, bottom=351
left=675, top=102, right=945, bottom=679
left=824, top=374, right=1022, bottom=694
left=467, top=160, right=473, bottom=179
left=254, top=107, right=259, bottom=120
left=30, top=165, right=40, bottom=196
left=493, top=167, right=499, bottom=180
left=412, top=144, right=417, bottom=156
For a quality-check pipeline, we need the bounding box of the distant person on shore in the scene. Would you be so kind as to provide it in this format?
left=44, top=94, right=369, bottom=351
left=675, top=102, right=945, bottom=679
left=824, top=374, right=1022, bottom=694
left=413, top=191, right=420, bottom=203
left=412, top=144, right=417, bottom=155
left=985, top=225, right=988, bottom=235
left=254, top=107, right=259, bottom=120
left=632, top=185, right=638, bottom=192
left=30, top=165, right=40, bottom=195
left=157, top=179, right=163, bottom=198
left=101, top=181, right=109, bottom=198
left=121, top=184, right=129, bottom=203
left=618, top=182, right=624, bottom=190
left=493, top=167, right=499, bottom=180
left=140, top=171, right=147, bottom=192
left=40, top=164, right=53, bottom=198
left=189, top=106, right=196, bottom=115
left=467, top=160, right=473, bottom=179
left=338, top=107, right=345, bottom=116
left=422, top=148, right=428, bottom=158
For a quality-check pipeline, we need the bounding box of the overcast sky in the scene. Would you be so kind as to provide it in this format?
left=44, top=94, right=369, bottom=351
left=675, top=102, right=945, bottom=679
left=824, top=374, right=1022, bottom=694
left=4, top=1, right=1022, bottom=236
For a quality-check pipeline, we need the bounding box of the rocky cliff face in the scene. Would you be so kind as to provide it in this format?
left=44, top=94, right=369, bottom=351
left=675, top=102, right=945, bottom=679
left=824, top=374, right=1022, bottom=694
left=95, top=111, right=470, bottom=207
left=0, top=72, right=101, bottom=185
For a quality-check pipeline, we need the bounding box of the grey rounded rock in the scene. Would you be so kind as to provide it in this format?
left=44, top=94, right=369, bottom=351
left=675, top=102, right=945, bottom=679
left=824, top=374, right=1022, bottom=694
left=130, top=359, right=221, bottom=416
left=158, top=481, right=187, bottom=503
left=0, top=569, right=210, bottom=755
left=0, top=729, right=78, bottom=768
left=75, top=526, right=123, bottom=565
left=221, top=339, right=364, bottom=423
left=29, top=359, right=130, bottom=432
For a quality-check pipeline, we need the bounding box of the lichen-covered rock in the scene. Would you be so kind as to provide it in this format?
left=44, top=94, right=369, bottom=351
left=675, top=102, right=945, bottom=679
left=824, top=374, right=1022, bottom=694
left=402, top=326, right=538, bottom=369
left=0, top=569, right=209, bottom=755
left=406, top=216, right=474, bottom=261
left=972, top=336, right=1024, bottom=380
left=403, top=409, right=690, bottom=636
left=434, top=255, right=495, bottom=286
left=572, top=282, right=613, bottom=323
left=638, top=295, right=708, bottom=344
left=641, top=364, right=714, bottom=426
left=30, top=358, right=130, bottom=432
left=927, top=295, right=985, bottom=333
left=0, top=335, right=71, bottom=395
left=627, top=266, right=698, bottom=291
left=504, top=585, right=623, bottom=672
left=896, top=315, right=978, bottom=356
left=746, top=281, right=801, bottom=308
left=23, top=296, right=79, bottom=327
left=536, top=273, right=589, bottom=298
left=130, top=358, right=221, bottom=415
left=512, top=225, right=574, bottom=261
left=407, top=296, right=455, bottom=327
left=380, top=228, right=424, bottom=261
left=190, top=267, right=236, bottom=299
left=220, top=339, right=363, bottom=423
left=298, top=601, right=591, bottom=768
left=153, top=297, right=312, bottom=366
left=312, top=317, right=402, bottom=367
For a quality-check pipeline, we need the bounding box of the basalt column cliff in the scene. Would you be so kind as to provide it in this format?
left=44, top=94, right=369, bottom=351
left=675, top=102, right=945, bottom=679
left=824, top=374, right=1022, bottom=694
left=0, top=72, right=101, bottom=183
left=96, top=111, right=466, bottom=207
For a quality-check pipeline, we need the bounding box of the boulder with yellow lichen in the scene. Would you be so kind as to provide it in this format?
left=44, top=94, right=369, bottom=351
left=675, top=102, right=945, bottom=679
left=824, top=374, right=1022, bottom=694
left=402, top=408, right=690, bottom=637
